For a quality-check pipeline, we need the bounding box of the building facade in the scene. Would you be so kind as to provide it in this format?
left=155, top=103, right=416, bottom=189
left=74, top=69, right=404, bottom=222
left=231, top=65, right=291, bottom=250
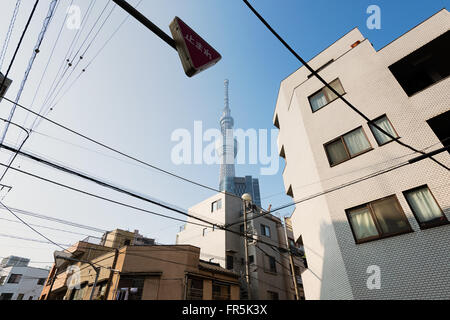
left=0, top=256, right=49, bottom=300
left=273, top=9, right=449, bottom=299
left=39, top=229, right=240, bottom=300
left=176, top=192, right=304, bottom=299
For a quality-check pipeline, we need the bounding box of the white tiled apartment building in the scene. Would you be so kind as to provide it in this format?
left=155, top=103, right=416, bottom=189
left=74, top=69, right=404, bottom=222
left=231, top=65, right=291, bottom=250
left=273, top=9, right=449, bottom=299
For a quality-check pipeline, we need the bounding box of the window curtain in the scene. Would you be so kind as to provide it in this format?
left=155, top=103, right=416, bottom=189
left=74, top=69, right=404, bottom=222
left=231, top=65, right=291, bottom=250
left=371, top=116, right=397, bottom=144
left=349, top=207, right=379, bottom=240
left=326, top=139, right=348, bottom=165
left=405, top=187, right=443, bottom=222
left=309, top=91, right=328, bottom=111
left=344, top=128, right=371, bottom=156
left=324, top=79, right=345, bottom=101
left=371, top=196, right=410, bottom=234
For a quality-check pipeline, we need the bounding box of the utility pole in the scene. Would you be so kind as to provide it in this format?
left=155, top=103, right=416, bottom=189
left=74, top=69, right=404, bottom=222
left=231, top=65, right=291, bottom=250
left=284, top=217, right=300, bottom=300
left=241, top=193, right=252, bottom=300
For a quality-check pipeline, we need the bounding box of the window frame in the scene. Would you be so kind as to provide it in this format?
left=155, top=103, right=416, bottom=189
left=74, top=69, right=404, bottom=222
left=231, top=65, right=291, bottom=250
left=368, top=114, right=400, bottom=146
left=324, top=126, right=373, bottom=167
left=211, top=199, right=222, bottom=213
left=403, top=185, right=449, bottom=230
left=308, top=78, right=346, bottom=113
left=260, top=224, right=271, bottom=238
left=266, top=255, right=277, bottom=273
left=7, top=273, right=22, bottom=284
left=345, top=194, right=413, bottom=244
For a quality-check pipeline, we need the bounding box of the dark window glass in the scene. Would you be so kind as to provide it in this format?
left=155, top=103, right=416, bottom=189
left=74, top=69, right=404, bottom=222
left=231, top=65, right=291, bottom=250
left=0, top=293, right=13, bottom=300
left=346, top=195, right=413, bottom=243
left=260, top=224, right=271, bottom=237
left=186, top=278, right=203, bottom=300
left=308, top=78, right=345, bottom=112
left=116, top=277, right=145, bottom=300
left=212, top=282, right=231, bottom=300
left=226, top=255, right=234, bottom=270
left=389, top=31, right=450, bottom=96
left=324, top=127, right=372, bottom=166
left=427, top=110, right=450, bottom=154
left=268, top=256, right=277, bottom=273
left=37, top=278, right=46, bottom=285
left=267, top=291, right=279, bottom=300
left=404, top=185, right=448, bottom=229
left=369, top=115, right=399, bottom=145
left=7, top=274, right=22, bottom=284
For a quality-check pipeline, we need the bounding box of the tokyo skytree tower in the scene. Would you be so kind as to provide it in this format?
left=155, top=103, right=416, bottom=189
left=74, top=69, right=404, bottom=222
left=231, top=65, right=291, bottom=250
left=218, top=79, right=237, bottom=193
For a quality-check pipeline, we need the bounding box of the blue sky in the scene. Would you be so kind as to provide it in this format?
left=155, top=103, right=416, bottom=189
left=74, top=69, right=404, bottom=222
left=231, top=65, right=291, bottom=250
left=0, top=0, right=448, bottom=268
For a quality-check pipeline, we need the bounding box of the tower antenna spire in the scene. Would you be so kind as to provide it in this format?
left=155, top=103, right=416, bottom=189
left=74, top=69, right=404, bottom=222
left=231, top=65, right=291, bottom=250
left=224, top=79, right=230, bottom=111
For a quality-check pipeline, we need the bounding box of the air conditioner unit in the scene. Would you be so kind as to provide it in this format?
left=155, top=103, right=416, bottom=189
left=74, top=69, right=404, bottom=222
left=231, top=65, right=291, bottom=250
left=0, top=72, right=12, bottom=103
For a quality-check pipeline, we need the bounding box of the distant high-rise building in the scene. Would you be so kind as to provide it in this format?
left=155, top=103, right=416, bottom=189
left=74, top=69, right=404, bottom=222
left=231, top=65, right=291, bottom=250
left=218, top=80, right=261, bottom=206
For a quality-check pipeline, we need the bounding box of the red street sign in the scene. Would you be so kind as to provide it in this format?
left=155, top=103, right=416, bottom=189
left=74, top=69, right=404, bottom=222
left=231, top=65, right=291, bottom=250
left=169, top=17, right=221, bottom=77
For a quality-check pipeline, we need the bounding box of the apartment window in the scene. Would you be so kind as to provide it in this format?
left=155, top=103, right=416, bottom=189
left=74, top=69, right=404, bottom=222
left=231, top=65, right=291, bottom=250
left=369, top=115, right=399, bottom=146
left=212, top=282, right=231, bottom=300
left=0, top=276, right=6, bottom=285
left=37, top=278, right=46, bottom=285
left=70, top=283, right=87, bottom=300
left=7, top=274, right=22, bottom=284
left=248, top=255, right=254, bottom=264
left=116, top=277, right=145, bottom=300
left=427, top=110, right=450, bottom=154
left=267, top=291, right=279, bottom=300
left=346, top=195, right=413, bottom=244
left=389, top=31, right=450, bottom=96
left=0, top=293, right=13, bottom=300
left=28, top=296, right=34, bottom=300
left=403, top=185, right=448, bottom=229
left=239, top=224, right=244, bottom=234
left=17, top=294, right=24, bottom=300
left=186, top=278, right=203, bottom=300
left=226, top=255, right=234, bottom=270
left=260, top=224, right=271, bottom=237
left=211, top=199, right=222, bottom=212
left=324, top=127, right=372, bottom=166
left=267, top=256, right=277, bottom=273
left=308, top=78, right=345, bottom=112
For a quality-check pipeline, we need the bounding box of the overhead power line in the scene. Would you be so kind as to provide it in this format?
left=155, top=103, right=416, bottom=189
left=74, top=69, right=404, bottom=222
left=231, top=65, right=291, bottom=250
left=0, top=160, right=213, bottom=230
left=0, top=142, right=219, bottom=228
left=0, top=0, right=39, bottom=93
left=0, top=205, right=106, bottom=233
left=0, top=0, right=22, bottom=71
left=0, top=0, right=58, bottom=145
left=0, top=201, right=67, bottom=251
left=242, top=0, right=449, bottom=172
left=1, top=96, right=242, bottom=202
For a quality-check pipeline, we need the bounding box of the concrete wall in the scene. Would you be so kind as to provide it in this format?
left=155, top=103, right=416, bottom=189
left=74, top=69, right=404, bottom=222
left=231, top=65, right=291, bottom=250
left=274, top=9, right=450, bottom=299
left=0, top=266, right=49, bottom=300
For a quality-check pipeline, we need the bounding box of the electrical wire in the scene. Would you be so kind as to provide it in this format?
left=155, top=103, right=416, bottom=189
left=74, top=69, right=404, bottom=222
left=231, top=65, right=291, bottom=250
left=1, top=95, right=243, bottom=202
left=0, top=0, right=39, bottom=93
left=0, top=0, right=22, bottom=71
left=0, top=0, right=58, bottom=145
left=242, top=0, right=449, bottom=172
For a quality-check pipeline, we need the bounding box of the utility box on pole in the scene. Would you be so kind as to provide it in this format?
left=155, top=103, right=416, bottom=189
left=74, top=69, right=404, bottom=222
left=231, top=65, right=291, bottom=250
left=0, top=72, right=12, bottom=103
left=169, top=17, right=221, bottom=77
